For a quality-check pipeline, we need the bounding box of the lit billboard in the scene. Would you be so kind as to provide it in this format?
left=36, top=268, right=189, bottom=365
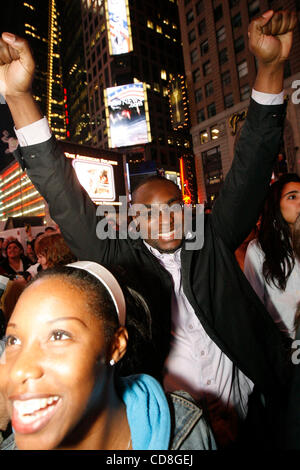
left=105, top=0, right=133, bottom=55
left=104, top=82, right=151, bottom=148
left=72, top=159, right=116, bottom=203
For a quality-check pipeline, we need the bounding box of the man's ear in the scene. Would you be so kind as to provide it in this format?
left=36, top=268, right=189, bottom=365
left=107, top=326, right=128, bottom=365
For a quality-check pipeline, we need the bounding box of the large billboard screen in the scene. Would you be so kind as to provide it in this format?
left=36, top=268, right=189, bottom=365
left=72, top=158, right=116, bottom=203
left=105, top=0, right=133, bottom=55
left=104, top=83, right=151, bottom=148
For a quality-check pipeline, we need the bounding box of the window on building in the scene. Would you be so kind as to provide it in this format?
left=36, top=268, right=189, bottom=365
left=207, top=102, right=216, bottom=118
left=200, top=130, right=209, bottom=144
left=197, top=108, right=206, bottom=123
left=203, top=60, right=212, bottom=76
left=210, top=125, right=221, bottom=140
left=214, top=4, right=223, bottom=22
left=200, top=39, right=209, bottom=56
left=195, top=88, right=203, bottom=103
left=188, top=28, right=196, bottom=43
left=161, top=69, right=167, bottom=80
left=234, top=36, right=245, bottom=54
left=240, top=83, right=250, bottom=101
left=205, top=80, right=214, bottom=97
left=193, top=67, right=201, bottom=83
left=198, top=18, right=206, bottom=35
left=248, top=0, right=260, bottom=20
left=238, top=60, right=248, bottom=78
left=216, top=26, right=226, bottom=43
left=219, top=48, right=228, bottom=65
left=186, top=9, right=194, bottom=25
left=190, top=48, right=198, bottom=64
left=202, top=146, right=223, bottom=188
left=224, top=93, right=234, bottom=108
left=196, top=0, right=204, bottom=15
left=229, top=0, right=240, bottom=7
left=147, top=20, right=154, bottom=29
left=232, top=12, right=242, bottom=28
left=221, top=70, right=231, bottom=86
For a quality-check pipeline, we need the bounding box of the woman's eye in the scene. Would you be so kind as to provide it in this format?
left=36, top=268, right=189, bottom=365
left=4, top=335, right=21, bottom=347
left=50, top=330, right=71, bottom=341
left=288, top=195, right=296, bottom=200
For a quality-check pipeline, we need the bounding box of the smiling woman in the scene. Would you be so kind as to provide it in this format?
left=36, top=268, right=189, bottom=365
left=0, top=262, right=216, bottom=451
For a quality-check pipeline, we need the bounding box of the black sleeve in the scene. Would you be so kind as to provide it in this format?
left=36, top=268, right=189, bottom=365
left=211, top=98, right=286, bottom=252
left=13, top=136, right=112, bottom=261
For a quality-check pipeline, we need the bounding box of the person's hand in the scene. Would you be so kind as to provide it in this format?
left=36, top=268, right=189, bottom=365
left=0, top=33, right=35, bottom=98
left=248, top=10, right=297, bottom=68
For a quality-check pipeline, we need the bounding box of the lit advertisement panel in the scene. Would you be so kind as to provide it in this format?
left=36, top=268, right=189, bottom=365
left=104, top=83, right=151, bottom=148
left=105, top=0, right=133, bottom=55
left=72, top=158, right=116, bottom=203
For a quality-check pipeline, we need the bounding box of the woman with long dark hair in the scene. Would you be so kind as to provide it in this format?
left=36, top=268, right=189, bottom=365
left=244, top=173, right=300, bottom=338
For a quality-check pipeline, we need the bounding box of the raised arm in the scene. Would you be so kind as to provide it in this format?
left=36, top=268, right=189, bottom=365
left=0, top=33, right=112, bottom=261
left=211, top=10, right=297, bottom=251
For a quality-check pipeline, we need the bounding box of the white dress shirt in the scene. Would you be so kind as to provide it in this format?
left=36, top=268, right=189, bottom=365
left=144, top=242, right=254, bottom=447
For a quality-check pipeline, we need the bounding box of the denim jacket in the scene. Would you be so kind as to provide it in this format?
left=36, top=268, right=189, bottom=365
left=167, top=390, right=217, bottom=450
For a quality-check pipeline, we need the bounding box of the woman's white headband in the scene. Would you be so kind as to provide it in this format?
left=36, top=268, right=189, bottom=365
left=66, top=261, right=126, bottom=326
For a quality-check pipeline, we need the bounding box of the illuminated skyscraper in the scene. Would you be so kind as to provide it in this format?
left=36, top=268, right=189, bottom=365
left=81, top=0, right=192, bottom=175
left=0, top=0, right=66, bottom=221
left=58, top=0, right=91, bottom=145
left=2, top=0, right=66, bottom=140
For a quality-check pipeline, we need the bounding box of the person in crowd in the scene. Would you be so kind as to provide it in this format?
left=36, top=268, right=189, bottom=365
left=44, top=226, right=57, bottom=234
left=1, top=237, right=18, bottom=259
left=25, top=240, right=36, bottom=265
left=0, top=239, right=4, bottom=263
left=0, top=240, right=32, bottom=277
left=0, top=261, right=216, bottom=450
left=0, top=9, right=297, bottom=448
left=244, top=173, right=300, bottom=339
left=0, top=234, right=76, bottom=330
left=34, top=233, right=77, bottom=272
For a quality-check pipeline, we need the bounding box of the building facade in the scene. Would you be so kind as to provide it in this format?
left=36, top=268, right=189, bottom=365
left=178, top=0, right=300, bottom=205
left=80, top=0, right=192, bottom=177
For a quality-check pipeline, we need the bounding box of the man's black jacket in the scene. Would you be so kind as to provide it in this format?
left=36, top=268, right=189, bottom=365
left=14, top=99, right=289, bottom=394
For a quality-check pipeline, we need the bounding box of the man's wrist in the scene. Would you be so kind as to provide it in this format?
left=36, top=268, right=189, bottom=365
left=254, top=64, right=284, bottom=94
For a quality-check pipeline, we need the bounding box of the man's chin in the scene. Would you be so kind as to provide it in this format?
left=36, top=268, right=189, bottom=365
left=147, top=238, right=183, bottom=254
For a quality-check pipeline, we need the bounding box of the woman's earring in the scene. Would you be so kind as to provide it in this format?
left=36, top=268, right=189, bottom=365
left=109, top=359, right=115, bottom=366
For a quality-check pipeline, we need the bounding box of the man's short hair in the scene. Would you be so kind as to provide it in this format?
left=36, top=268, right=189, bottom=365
left=131, top=175, right=181, bottom=203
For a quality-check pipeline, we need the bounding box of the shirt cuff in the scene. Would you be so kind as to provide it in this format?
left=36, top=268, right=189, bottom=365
left=14, top=117, right=52, bottom=147
left=251, top=89, right=284, bottom=105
